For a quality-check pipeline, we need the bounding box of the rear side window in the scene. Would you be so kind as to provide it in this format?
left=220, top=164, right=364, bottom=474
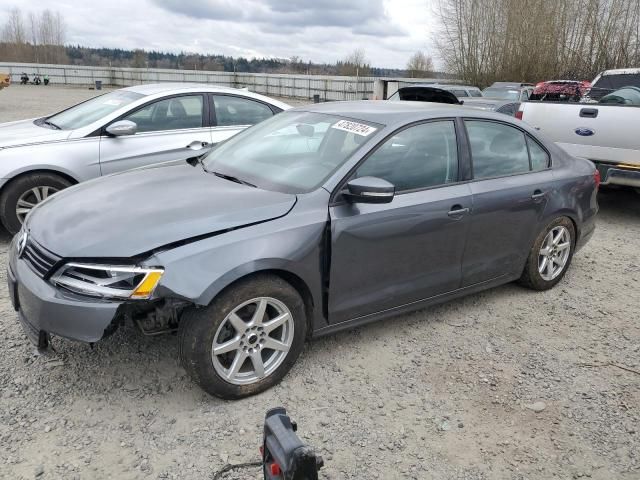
left=466, top=120, right=550, bottom=178
left=213, top=95, right=274, bottom=127
left=466, top=121, right=529, bottom=179
left=528, top=137, right=550, bottom=170
left=123, top=95, right=204, bottom=133
left=356, top=121, right=458, bottom=191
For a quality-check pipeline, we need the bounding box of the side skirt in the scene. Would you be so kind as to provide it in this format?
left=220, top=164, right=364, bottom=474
left=311, top=273, right=517, bottom=338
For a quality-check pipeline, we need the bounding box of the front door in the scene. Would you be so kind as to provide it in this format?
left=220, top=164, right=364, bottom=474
left=328, top=120, right=472, bottom=323
left=99, top=94, right=212, bottom=175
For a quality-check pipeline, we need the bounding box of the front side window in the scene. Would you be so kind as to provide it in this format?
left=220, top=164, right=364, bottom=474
left=355, top=121, right=459, bottom=191
left=466, top=120, right=530, bottom=179
left=123, top=95, right=204, bottom=133
left=470, top=89, right=483, bottom=97
left=46, top=90, right=144, bottom=130
left=452, top=89, right=469, bottom=97
left=213, top=95, right=274, bottom=126
left=203, top=112, right=381, bottom=193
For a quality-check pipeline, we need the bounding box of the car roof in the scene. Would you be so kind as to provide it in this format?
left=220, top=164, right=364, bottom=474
left=461, top=98, right=513, bottom=107
left=120, top=83, right=291, bottom=109
left=408, top=83, right=479, bottom=90
left=292, top=100, right=508, bottom=125
left=489, top=82, right=534, bottom=88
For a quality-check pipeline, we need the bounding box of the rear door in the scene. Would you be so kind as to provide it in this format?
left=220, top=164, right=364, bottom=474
left=460, top=119, right=553, bottom=286
left=99, top=94, right=211, bottom=175
left=328, top=120, right=472, bottom=323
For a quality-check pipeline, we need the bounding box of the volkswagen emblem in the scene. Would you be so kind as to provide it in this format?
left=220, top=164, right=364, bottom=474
left=17, top=230, right=28, bottom=258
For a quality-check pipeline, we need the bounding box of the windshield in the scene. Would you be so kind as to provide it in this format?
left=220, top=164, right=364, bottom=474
left=46, top=90, right=144, bottom=130
left=202, top=111, right=382, bottom=193
left=482, top=88, right=520, bottom=100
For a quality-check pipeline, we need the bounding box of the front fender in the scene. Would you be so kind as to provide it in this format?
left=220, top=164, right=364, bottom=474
left=146, top=192, right=330, bottom=330
left=0, top=138, right=101, bottom=184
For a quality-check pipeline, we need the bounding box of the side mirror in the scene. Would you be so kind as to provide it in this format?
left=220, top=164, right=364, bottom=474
left=106, top=120, right=137, bottom=136
left=343, top=177, right=395, bottom=204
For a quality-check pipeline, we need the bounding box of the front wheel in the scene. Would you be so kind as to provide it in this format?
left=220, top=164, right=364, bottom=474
left=519, top=217, right=575, bottom=291
left=0, top=173, right=72, bottom=234
left=178, top=275, right=307, bottom=399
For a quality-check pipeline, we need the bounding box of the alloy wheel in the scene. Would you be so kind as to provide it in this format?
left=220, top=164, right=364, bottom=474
left=16, top=186, right=59, bottom=223
left=211, top=297, right=294, bottom=385
left=538, top=226, right=571, bottom=281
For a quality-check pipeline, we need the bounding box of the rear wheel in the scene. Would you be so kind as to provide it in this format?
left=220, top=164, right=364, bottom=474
left=178, top=275, right=307, bottom=399
left=0, top=173, right=71, bottom=234
left=519, top=217, right=575, bottom=291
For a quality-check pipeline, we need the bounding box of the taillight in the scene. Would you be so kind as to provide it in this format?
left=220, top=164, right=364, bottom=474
left=515, top=111, right=523, bottom=120
left=593, top=169, right=601, bottom=189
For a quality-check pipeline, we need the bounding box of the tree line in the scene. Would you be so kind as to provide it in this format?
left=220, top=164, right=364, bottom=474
left=2, top=6, right=442, bottom=80
left=435, top=0, right=640, bottom=87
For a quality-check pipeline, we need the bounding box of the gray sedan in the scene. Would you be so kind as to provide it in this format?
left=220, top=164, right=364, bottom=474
left=8, top=101, right=598, bottom=399
left=0, top=83, right=290, bottom=233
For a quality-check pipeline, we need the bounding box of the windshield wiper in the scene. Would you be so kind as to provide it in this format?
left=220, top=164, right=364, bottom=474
left=211, top=171, right=256, bottom=188
left=43, top=119, right=61, bottom=130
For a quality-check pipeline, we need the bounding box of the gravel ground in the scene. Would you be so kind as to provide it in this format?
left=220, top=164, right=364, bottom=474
left=0, top=86, right=638, bottom=480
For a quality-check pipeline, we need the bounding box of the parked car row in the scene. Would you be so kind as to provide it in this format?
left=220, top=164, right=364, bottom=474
left=388, top=82, right=525, bottom=117
left=518, top=68, right=640, bottom=192
left=5, top=87, right=599, bottom=398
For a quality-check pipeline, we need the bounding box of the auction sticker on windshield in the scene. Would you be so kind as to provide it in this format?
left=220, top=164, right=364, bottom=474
left=332, top=120, right=377, bottom=136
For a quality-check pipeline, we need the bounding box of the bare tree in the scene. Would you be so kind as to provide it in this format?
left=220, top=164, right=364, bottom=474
left=2, top=7, right=26, bottom=44
left=338, top=48, right=370, bottom=76
left=434, top=0, right=640, bottom=86
left=406, top=51, right=435, bottom=77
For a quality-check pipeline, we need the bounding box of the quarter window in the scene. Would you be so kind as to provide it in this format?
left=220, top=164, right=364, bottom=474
left=356, top=121, right=459, bottom=191
left=123, top=95, right=204, bottom=133
left=528, top=137, right=550, bottom=170
left=213, top=95, right=274, bottom=126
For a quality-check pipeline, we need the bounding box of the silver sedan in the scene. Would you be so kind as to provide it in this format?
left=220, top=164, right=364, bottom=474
left=0, top=83, right=291, bottom=233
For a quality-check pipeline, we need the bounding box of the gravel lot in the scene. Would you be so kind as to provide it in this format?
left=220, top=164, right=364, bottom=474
left=0, top=85, right=638, bottom=480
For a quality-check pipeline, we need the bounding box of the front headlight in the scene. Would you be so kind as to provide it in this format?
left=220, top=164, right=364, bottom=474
left=51, top=263, right=164, bottom=300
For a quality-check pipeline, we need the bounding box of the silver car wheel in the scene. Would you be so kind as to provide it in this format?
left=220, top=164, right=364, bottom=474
left=538, top=226, right=571, bottom=281
left=16, top=186, right=59, bottom=223
left=211, top=297, right=294, bottom=386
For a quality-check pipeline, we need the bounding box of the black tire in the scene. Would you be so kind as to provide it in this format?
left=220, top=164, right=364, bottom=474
left=178, top=274, right=307, bottom=399
left=0, top=173, right=72, bottom=234
left=518, top=216, right=576, bottom=291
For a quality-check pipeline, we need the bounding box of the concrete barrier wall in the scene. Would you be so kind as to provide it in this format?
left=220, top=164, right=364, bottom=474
left=0, top=62, right=456, bottom=101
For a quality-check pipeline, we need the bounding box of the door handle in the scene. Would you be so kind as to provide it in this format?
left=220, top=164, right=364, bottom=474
left=448, top=205, right=470, bottom=218
left=531, top=190, right=546, bottom=201
left=186, top=141, right=210, bottom=150
left=579, top=108, right=598, bottom=118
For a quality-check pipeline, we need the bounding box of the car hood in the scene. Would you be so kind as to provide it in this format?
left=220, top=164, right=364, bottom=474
left=28, top=162, right=297, bottom=258
left=0, top=118, right=70, bottom=148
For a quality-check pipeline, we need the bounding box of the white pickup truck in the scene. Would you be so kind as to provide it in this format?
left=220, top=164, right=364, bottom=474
left=517, top=68, right=640, bottom=190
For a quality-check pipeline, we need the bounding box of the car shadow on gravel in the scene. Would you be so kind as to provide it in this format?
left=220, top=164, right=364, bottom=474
left=41, top=281, right=525, bottom=400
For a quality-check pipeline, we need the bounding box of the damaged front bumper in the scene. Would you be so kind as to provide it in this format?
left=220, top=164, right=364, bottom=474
left=8, top=246, right=123, bottom=348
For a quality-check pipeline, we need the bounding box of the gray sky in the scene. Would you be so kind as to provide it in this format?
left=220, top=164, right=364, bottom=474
left=1, top=0, right=438, bottom=69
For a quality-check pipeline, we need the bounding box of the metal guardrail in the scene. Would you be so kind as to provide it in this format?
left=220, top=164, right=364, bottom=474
left=0, top=62, right=456, bottom=101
